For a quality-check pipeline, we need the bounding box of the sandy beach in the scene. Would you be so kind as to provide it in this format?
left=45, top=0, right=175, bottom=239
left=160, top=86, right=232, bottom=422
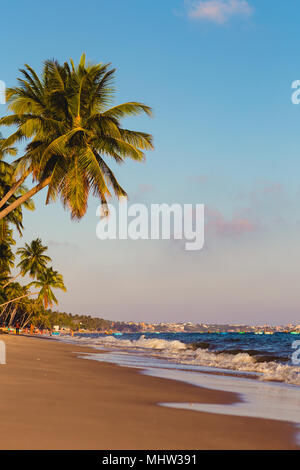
left=0, top=334, right=298, bottom=450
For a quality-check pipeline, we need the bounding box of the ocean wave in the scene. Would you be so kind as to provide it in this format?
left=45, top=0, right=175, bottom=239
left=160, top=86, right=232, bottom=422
left=167, top=348, right=300, bottom=385
left=60, top=334, right=300, bottom=386
left=61, top=334, right=187, bottom=351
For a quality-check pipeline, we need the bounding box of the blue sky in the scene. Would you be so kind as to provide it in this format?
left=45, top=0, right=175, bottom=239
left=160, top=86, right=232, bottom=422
left=1, top=0, right=300, bottom=324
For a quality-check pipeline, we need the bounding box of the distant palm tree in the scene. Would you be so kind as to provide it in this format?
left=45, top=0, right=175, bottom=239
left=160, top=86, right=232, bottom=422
left=16, top=238, right=51, bottom=278
left=2, top=238, right=51, bottom=288
left=32, top=267, right=66, bottom=308
left=0, top=282, right=33, bottom=311
left=0, top=267, right=66, bottom=310
left=19, top=298, right=45, bottom=328
left=0, top=54, right=153, bottom=220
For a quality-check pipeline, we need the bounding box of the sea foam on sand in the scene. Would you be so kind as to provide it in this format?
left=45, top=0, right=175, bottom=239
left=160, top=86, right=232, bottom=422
left=59, top=334, right=300, bottom=386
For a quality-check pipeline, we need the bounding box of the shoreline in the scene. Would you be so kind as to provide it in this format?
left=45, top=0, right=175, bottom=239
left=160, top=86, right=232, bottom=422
left=58, top=331, right=300, bottom=386
left=0, top=334, right=298, bottom=450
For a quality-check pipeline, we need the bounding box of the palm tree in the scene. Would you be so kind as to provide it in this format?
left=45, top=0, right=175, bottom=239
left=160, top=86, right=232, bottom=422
left=0, top=132, right=17, bottom=160
left=0, top=134, right=34, bottom=235
left=18, top=298, right=44, bottom=328
left=0, top=238, right=60, bottom=312
left=2, top=238, right=51, bottom=288
left=0, top=267, right=66, bottom=310
left=17, top=238, right=51, bottom=278
left=0, top=132, right=35, bottom=291
left=32, top=267, right=66, bottom=308
left=0, top=54, right=153, bottom=220
left=0, top=282, right=35, bottom=311
left=0, top=236, right=15, bottom=284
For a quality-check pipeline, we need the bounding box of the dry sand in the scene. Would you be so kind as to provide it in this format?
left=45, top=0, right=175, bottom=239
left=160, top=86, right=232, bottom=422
left=0, top=334, right=298, bottom=450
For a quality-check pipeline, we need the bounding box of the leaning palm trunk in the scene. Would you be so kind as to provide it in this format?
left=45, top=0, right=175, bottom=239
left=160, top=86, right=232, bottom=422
left=4, top=305, right=12, bottom=324
left=8, top=306, right=17, bottom=326
left=20, top=311, right=28, bottom=328
left=3, top=271, right=22, bottom=288
left=0, top=177, right=51, bottom=221
left=0, top=169, right=31, bottom=210
left=22, top=314, right=34, bottom=329
left=0, top=303, right=9, bottom=320
left=0, top=291, right=39, bottom=308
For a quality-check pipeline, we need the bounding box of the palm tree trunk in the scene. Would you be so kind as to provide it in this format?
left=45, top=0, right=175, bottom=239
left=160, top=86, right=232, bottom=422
left=0, top=177, right=51, bottom=220
left=8, top=306, right=17, bottom=326
left=4, top=307, right=11, bottom=324
left=22, top=315, right=32, bottom=329
left=0, top=291, right=39, bottom=308
left=0, top=169, right=31, bottom=210
left=22, top=310, right=39, bottom=328
left=0, top=303, right=9, bottom=319
left=20, top=311, right=30, bottom=328
left=3, top=271, right=22, bottom=288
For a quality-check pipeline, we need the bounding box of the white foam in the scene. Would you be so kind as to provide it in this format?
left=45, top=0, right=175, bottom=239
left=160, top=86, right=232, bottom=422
left=76, top=350, right=300, bottom=444
left=144, top=368, right=300, bottom=428
left=59, top=334, right=300, bottom=385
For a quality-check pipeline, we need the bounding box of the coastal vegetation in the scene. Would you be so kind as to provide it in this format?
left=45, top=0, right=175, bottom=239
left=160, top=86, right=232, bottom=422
left=0, top=237, right=66, bottom=327
left=0, top=53, right=153, bottom=220
left=0, top=55, right=153, bottom=328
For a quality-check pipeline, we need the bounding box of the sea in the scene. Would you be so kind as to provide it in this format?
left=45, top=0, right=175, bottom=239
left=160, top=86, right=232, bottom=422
left=58, top=331, right=300, bottom=439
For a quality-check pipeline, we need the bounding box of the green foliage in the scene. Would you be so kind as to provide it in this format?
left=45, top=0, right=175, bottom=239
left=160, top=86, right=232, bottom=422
left=0, top=223, right=16, bottom=283
left=31, top=267, right=66, bottom=308
left=40, top=310, right=112, bottom=331
left=0, top=236, right=66, bottom=320
left=0, top=54, right=153, bottom=220
left=0, top=133, right=34, bottom=235
left=0, top=55, right=153, bottom=327
left=17, top=238, right=51, bottom=277
left=7, top=305, right=112, bottom=331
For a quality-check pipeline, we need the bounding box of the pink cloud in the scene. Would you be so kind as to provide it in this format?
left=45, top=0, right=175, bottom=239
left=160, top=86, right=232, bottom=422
left=186, top=0, right=253, bottom=24
left=235, top=181, right=285, bottom=213
left=206, top=207, right=258, bottom=236
left=131, top=183, right=156, bottom=201
left=188, top=174, right=208, bottom=184
left=137, top=184, right=155, bottom=194
left=258, top=182, right=283, bottom=195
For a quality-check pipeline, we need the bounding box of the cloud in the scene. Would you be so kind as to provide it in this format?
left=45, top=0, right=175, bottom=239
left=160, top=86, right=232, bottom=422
left=187, top=174, right=208, bottom=184
left=256, top=182, right=283, bottom=196
left=132, top=184, right=156, bottom=201
left=186, top=0, right=253, bottom=24
left=169, top=205, right=258, bottom=254
left=206, top=207, right=258, bottom=237
left=235, top=181, right=287, bottom=221
left=137, top=184, right=155, bottom=194
left=206, top=181, right=288, bottom=239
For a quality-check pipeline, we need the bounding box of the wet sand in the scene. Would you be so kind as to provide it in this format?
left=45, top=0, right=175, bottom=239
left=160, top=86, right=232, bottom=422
left=0, top=334, right=298, bottom=449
